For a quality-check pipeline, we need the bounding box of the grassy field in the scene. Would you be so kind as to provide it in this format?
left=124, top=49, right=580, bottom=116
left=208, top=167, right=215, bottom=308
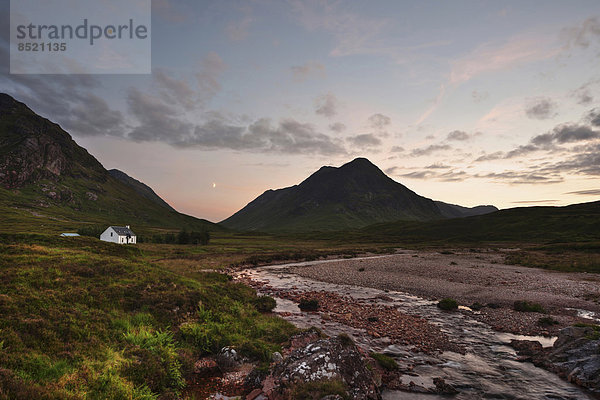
left=0, top=231, right=399, bottom=400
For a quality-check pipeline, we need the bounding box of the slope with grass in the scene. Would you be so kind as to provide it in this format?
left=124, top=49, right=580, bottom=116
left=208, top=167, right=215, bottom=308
left=360, top=201, right=600, bottom=244
left=0, top=234, right=296, bottom=399
left=0, top=93, right=220, bottom=234
left=222, top=158, right=496, bottom=232
left=108, top=169, right=176, bottom=212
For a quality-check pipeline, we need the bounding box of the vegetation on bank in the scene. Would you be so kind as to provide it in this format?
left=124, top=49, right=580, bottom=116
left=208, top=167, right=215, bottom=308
left=0, top=234, right=295, bottom=399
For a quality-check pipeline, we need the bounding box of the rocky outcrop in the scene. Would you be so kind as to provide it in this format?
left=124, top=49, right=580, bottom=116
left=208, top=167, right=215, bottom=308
left=257, top=331, right=381, bottom=399
left=0, top=93, right=105, bottom=189
left=511, top=325, right=600, bottom=394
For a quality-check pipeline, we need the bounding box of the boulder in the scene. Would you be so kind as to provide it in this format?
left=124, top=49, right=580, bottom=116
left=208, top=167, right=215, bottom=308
left=262, top=334, right=381, bottom=399
left=511, top=326, right=600, bottom=394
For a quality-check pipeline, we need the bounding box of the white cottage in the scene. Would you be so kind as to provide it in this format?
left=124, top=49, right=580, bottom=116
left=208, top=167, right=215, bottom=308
left=100, top=226, right=137, bottom=244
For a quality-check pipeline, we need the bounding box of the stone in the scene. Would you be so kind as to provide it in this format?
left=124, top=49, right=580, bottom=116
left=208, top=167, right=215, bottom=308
left=511, top=326, right=600, bottom=394
left=216, top=347, right=240, bottom=372
left=271, top=352, right=283, bottom=363
left=261, top=335, right=381, bottom=399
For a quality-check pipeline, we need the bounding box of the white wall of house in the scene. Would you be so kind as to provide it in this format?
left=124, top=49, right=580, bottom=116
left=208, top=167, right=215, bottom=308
left=100, top=227, right=120, bottom=244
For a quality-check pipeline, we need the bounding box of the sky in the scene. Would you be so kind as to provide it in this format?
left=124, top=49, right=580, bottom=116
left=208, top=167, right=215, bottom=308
left=1, top=0, right=600, bottom=222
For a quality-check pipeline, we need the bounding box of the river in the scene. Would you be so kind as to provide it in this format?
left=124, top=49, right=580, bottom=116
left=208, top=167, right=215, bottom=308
left=235, top=256, right=596, bottom=400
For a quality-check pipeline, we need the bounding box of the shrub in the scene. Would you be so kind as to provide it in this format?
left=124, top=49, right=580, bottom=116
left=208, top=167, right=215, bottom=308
left=252, top=296, right=277, bottom=313
left=514, top=301, right=545, bottom=313
left=437, top=298, right=458, bottom=311
left=298, top=299, right=319, bottom=311
left=369, top=352, right=398, bottom=371
left=538, top=316, right=559, bottom=326
left=358, top=267, right=365, bottom=272
left=122, top=327, right=184, bottom=394
left=471, top=302, right=484, bottom=311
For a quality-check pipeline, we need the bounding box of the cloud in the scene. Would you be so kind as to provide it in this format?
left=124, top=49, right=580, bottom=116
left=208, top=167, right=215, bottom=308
left=154, top=69, right=197, bottom=110
left=226, top=16, right=253, bottom=41
left=394, top=169, right=468, bottom=182
left=531, top=124, right=600, bottom=145
left=565, top=189, right=600, bottom=196
left=314, top=92, right=339, bottom=117
left=195, top=52, right=227, bottom=103
left=68, top=94, right=125, bottom=137
left=176, top=117, right=347, bottom=155
left=472, top=90, right=489, bottom=103
left=289, top=0, right=389, bottom=57
left=390, top=146, right=404, bottom=152
left=525, top=97, right=558, bottom=120
left=504, top=144, right=539, bottom=159
left=410, top=144, right=451, bottom=157
left=511, top=200, right=558, bottom=204
left=571, top=83, right=595, bottom=105
left=291, top=61, right=325, bottom=82
left=0, top=70, right=126, bottom=137
left=586, top=108, right=600, bottom=127
left=561, top=17, right=600, bottom=50
left=450, top=35, right=558, bottom=85
left=346, top=133, right=382, bottom=147
left=446, top=130, right=470, bottom=141
left=127, top=87, right=194, bottom=142
left=329, top=122, right=346, bottom=133
left=368, top=113, right=391, bottom=129
left=478, top=171, right=564, bottom=184
left=384, top=166, right=400, bottom=175
left=425, top=163, right=451, bottom=169
left=475, top=151, right=504, bottom=162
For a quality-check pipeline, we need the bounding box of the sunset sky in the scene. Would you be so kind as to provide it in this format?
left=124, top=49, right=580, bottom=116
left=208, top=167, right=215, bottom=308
left=2, top=0, right=600, bottom=222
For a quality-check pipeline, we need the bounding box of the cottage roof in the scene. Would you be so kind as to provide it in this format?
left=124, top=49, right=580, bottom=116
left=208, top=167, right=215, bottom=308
left=110, top=226, right=136, bottom=236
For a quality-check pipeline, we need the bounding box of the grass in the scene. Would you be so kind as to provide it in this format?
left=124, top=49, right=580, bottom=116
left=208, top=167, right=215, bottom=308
left=514, top=300, right=546, bottom=313
left=538, top=316, right=560, bottom=327
left=369, top=352, right=398, bottom=371
left=573, top=323, right=600, bottom=340
left=299, top=299, right=320, bottom=311
left=437, top=298, right=458, bottom=311
left=0, top=234, right=297, bottom=399
left=290, top=379, right=349, bottom=399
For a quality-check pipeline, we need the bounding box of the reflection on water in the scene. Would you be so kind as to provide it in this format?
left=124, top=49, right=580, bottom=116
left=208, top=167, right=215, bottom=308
left=236, top=258, right=595, bottom=400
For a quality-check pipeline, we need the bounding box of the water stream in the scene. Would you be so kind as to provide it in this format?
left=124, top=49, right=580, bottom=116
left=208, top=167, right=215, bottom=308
left=236, top=257, right=596, bottom=400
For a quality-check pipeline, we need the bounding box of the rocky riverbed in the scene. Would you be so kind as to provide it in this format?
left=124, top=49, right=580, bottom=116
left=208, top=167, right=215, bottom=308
left=226, top=251, right=600, bottom=399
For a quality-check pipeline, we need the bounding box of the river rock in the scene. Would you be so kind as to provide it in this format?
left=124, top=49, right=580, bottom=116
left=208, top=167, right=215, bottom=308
left=511, top=326, right=600, bottom=394
left=262, top=334, right=381, bottom=399
left=216, top=347, right=240, bottom=372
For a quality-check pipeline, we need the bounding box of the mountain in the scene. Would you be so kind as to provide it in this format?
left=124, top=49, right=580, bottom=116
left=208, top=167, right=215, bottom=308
left=221, top=157, right=496, bottom=232
left=108, top=169, right=176, bottom=212
left=0, top=93, right=219, bottom=233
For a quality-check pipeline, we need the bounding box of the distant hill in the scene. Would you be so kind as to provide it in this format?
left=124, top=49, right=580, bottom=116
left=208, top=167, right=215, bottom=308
left=434, top=201, right=498, bottom=218
left=360, top=201, right=600, bottom=243
left=221, top=157, right=497, bottom=232
left=0, top=93, right=220, bottom=234
left=109, top=169, right=176, bottom=212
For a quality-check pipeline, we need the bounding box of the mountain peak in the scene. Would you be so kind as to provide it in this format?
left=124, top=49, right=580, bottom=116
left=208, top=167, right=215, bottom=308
left=341, top=157, right=378, bottom=170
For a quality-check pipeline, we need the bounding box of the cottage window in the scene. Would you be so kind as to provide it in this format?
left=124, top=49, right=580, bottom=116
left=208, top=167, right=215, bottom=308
left=111, top=232, right=113, bottom=237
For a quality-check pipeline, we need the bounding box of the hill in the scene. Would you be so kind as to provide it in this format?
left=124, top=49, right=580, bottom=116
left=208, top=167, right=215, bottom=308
left=221, top=157, right=496, bottom=232
left=0, top=93, right=220, bottom=234
left=359, top=201, right=600, bottom=243
left=109, top=168, right=176, bottom=212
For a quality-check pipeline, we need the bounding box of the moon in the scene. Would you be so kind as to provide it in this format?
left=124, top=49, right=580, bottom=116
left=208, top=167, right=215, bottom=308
left=212, top=182, right=216, bottom=188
